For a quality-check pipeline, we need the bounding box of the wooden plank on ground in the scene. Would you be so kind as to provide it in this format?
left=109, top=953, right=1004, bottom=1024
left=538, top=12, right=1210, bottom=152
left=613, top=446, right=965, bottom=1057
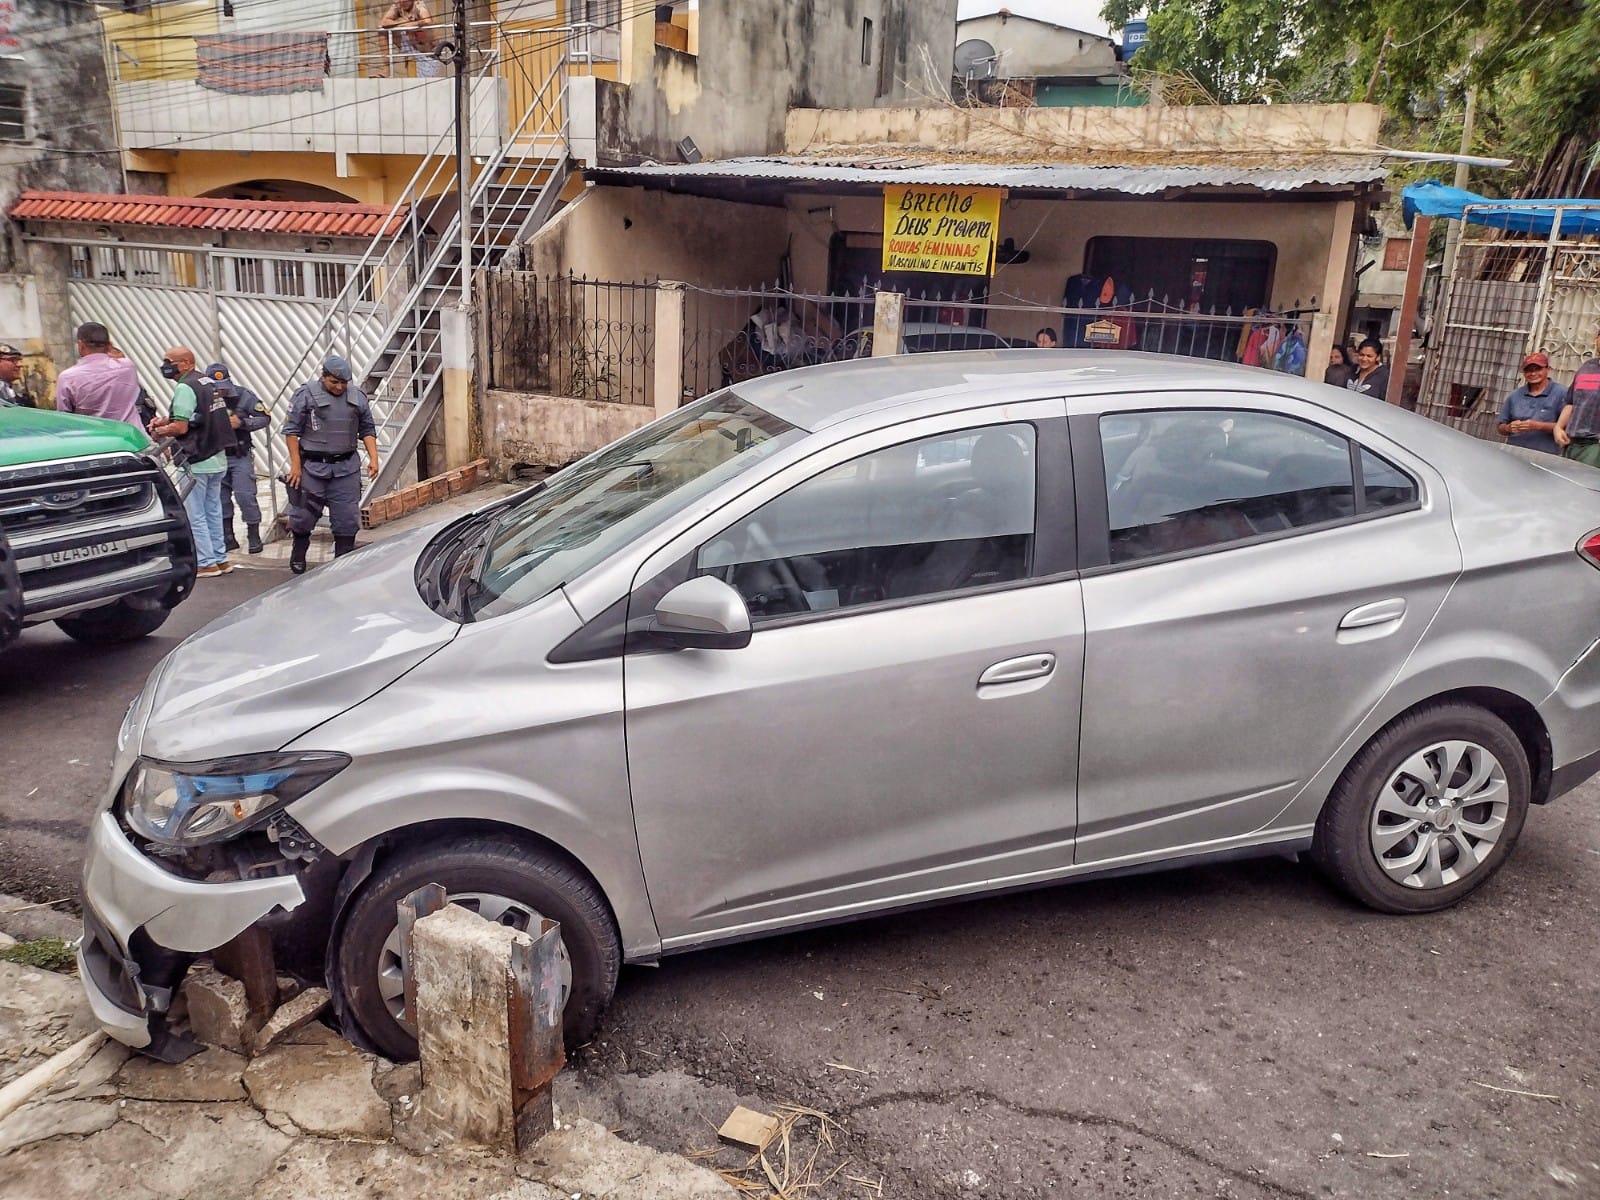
left=718, top=1105, right=781, bottom=1152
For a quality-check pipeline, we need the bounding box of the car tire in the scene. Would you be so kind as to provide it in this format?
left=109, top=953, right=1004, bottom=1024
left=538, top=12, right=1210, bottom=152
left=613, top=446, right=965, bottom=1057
left=332, top=835, right=621, bottom=1061
left=1313, top=702, right=1530, bottom=914
left=55, top=600, right=171, bottom=644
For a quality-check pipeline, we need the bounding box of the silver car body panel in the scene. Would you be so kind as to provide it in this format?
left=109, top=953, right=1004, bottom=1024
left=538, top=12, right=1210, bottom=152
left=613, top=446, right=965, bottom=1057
left=1075, top=390, right=1463, bottom=862
left=281, top=587, right=662, bottom=961
left=137, top=525, right=458, bottom=761
left=77, top=352, right=1600, bottom=1045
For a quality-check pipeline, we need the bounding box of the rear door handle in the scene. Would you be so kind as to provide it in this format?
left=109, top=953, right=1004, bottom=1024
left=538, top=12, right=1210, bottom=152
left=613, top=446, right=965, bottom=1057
left=1340, top=598, right=1407, bottom=630
left=979, top=653, right=1056, bottom=686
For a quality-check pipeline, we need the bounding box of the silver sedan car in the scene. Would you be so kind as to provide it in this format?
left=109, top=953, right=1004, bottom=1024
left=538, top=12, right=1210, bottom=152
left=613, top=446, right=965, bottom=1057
left=80, top=352, right=1600, bottom=1059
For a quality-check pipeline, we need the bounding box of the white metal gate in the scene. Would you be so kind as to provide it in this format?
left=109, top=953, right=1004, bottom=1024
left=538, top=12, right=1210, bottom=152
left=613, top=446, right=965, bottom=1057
left=58, top=241, right=385, bottom=526
left=1420, top=203, right=1600, bottom=440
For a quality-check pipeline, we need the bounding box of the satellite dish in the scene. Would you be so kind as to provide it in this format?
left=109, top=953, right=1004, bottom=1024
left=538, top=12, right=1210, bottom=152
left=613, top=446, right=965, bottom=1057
left=954, top=38, right=997, bottom=79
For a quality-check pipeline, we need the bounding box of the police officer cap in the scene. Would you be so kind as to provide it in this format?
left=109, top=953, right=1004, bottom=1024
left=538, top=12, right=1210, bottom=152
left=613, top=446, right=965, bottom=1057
left=204, top=362, right=231, bottom=381
left=322, top=355, right=353, bottom=382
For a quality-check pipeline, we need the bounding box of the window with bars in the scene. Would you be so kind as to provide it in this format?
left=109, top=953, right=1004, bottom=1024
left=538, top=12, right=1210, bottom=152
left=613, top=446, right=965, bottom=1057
left=0, top=85, right=25, bottom=142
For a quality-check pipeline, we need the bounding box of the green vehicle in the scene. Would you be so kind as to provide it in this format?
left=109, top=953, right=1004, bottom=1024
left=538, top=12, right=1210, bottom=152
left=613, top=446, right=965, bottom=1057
left=0, top=404, right=196, bottom=650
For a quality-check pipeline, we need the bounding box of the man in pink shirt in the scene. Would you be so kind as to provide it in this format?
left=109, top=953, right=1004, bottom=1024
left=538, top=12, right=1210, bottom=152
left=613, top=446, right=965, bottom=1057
left=56, top=322, right=143, bottom=427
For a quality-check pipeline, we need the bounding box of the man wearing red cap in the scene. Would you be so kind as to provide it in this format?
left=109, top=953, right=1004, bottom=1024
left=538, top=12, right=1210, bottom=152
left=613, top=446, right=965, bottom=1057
left=1555, top=328, right=1600, bottom=468
left=1496, top=352, right=1566, bottom=455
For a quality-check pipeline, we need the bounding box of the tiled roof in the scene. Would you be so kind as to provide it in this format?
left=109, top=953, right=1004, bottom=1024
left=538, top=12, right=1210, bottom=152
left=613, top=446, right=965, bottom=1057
left=8, top=191, right=407, bottom=238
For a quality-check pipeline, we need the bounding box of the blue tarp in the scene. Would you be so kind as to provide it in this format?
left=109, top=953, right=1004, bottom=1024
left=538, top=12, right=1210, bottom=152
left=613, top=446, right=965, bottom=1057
left=1402, top=181, right=1600, bottom=237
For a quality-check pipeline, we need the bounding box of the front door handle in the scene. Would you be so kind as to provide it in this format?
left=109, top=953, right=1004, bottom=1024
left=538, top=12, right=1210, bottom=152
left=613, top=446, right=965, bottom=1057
left=1340, top=598, right=1407, bottom=630
left=979, top=653, right=1056, bottom=686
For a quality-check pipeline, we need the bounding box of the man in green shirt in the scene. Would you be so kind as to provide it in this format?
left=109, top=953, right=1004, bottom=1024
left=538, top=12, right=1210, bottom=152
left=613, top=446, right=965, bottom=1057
left=151, top=345, right=233, bottom=577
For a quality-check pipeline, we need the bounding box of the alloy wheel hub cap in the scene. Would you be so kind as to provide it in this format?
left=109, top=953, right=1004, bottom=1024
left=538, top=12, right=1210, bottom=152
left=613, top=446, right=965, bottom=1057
left=1370, top=739, right=1508, bottom=890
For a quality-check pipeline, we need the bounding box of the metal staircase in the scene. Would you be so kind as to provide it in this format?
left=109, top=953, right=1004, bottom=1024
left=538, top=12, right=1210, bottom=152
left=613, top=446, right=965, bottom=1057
left=284, top=31, right=582, bottom=502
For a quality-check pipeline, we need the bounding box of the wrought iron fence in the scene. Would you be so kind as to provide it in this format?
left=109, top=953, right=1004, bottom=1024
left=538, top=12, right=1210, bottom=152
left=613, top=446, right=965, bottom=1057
left=681, top=286, right=877, bottom=398
left=681, top=284, right=1314, bottom=399
left=486, top=271, right=655, bottom=406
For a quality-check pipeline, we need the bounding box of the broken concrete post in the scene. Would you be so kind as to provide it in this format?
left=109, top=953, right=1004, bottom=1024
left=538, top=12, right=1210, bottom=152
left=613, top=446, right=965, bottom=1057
left=408, top=902, right=565, bottom=1154
left=211, top=924, right=278, bottom=1031
left=182, top=966, right=254, bottom=1053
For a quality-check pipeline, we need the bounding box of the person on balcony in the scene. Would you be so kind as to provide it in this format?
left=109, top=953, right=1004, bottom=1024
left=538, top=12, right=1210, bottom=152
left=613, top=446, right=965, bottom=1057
left=379, top=0, right=443, bottom=78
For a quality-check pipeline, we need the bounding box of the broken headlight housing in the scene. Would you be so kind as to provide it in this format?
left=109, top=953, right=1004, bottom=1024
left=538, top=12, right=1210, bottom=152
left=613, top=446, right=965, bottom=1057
left=123, top=751, right=350, bottom=846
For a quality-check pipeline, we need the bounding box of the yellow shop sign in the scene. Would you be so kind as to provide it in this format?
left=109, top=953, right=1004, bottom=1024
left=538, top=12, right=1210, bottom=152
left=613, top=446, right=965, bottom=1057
left=882, top=185, right=1002, bottom=276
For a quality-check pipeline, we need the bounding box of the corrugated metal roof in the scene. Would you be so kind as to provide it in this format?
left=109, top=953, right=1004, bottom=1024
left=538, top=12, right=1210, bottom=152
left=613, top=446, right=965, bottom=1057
left=8, top=191, right=408, bottom=238
left=587, top=154, right=1388, bottom=195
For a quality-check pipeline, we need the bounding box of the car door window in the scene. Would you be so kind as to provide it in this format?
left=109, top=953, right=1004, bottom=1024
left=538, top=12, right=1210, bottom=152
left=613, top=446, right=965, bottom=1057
left=1103, top=409, right=1357, bottom=563
left=1360, top=447, right=1418, bottom=511
left=698, top=423, right=1037, bottom=618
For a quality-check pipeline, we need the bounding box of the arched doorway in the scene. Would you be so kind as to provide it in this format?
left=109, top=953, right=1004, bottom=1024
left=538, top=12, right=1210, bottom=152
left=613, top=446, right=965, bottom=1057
left=201, top=179, right=363, bottom=204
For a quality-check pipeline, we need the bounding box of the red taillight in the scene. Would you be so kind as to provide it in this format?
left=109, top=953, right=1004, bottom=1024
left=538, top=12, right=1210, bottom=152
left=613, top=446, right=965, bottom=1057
left=1579, top=530, right=1600, bottom=570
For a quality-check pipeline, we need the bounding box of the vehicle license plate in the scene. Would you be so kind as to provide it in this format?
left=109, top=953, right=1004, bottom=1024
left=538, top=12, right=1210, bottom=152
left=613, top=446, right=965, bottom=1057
left=45, top=540, right=128, bottom=568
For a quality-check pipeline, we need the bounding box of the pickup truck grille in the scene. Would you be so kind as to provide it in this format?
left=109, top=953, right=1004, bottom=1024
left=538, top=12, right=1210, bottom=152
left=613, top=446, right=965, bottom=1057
left=0, top=452, right=196, bottom=621
left=0, top=478, right=156, bottom=534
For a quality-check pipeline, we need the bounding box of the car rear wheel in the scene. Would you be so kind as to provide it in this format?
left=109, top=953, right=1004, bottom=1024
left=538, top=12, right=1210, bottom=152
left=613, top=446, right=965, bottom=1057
left=1313, top=702, right=1530, bottom=914
left=55, top=600, right=171, bottom=643
left=332, top=836, right=621, bottom=1061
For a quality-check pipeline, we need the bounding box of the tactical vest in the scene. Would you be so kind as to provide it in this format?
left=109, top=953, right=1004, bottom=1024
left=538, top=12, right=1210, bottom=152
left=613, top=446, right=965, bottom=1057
left=174, top=371, right=233, bottom=463
left=299, top=387, right=361, bottom=454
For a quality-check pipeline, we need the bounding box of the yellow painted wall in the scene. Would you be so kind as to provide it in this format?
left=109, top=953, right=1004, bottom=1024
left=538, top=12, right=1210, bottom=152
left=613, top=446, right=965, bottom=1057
left=101, top=2, right=218, bottom=82
left=162, top=150, right=453, bottom=206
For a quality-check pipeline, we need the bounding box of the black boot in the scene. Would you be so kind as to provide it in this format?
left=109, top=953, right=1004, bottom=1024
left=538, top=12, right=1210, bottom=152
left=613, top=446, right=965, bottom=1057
left=290, top=533, right=310, bottom=575
left=224, top=525, right=240, bottom=552
left=333, top=535, right=357, bottom=558
left=246, top=524, right=263, bottom=555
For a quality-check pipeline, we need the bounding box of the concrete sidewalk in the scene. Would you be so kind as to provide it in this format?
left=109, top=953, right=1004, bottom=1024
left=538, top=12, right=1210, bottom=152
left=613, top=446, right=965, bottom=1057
left=0, top=959, right=735, bottom=1200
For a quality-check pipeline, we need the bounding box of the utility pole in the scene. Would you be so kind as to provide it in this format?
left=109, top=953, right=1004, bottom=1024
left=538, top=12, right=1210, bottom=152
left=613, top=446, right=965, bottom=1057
left=1440, top=78, right=1479, bottom=287
left=454, top=0, right=471, bottom=304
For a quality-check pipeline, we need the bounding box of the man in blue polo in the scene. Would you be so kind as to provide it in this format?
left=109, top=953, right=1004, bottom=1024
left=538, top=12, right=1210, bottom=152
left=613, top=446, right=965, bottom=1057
left=1496, top=352, right=1567, bottom=455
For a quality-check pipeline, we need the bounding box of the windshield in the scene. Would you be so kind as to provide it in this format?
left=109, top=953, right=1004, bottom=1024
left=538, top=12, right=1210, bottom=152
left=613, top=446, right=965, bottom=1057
left=419, top=392, right=801, bottom=622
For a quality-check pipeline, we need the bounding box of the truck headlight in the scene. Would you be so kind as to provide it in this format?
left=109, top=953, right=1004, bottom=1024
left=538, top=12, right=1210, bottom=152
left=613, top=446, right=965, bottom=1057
left=123, top=752, right=350, bottom=846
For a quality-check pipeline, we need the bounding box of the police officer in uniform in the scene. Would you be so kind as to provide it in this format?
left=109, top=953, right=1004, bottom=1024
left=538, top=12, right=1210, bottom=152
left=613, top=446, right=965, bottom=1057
left=205, top=362, right=271, bottom=555
left=0, top=343, right=34, bottom=407
left=281, top=355, right=379, bottom=574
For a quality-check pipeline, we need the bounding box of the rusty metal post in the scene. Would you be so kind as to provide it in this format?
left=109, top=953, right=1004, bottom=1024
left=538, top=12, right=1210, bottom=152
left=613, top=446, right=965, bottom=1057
left=1388, top=214, right=1430, bottom=406
left=508, top=916, right=565, bottom=1149
left=397, top=882, right=447, bottom=1027
left=211, top=923, right=277, bottom=1029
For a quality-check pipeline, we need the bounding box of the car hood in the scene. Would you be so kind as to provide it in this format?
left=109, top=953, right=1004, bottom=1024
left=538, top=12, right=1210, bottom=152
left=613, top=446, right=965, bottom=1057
left=0, top=406, right=151, bottom=468
left=139, top=526, right=460, bottom=762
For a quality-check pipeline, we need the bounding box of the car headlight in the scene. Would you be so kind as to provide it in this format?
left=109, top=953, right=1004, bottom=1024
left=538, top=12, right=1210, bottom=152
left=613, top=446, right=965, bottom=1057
left=123, top=751, right=350, bottom=846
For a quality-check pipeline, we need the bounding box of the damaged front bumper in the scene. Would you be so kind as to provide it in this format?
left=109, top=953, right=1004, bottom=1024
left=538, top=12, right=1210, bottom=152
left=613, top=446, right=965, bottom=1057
left=77, top=811, right=306, bottom=1050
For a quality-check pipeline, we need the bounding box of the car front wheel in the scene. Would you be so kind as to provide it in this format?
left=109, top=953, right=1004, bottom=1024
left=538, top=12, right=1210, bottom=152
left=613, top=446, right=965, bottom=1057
left=332, top=835, right=621, bottom=1061
left=1313, top=702, right=1530, bottom=914
left=55, top=600, right=171, bottom=643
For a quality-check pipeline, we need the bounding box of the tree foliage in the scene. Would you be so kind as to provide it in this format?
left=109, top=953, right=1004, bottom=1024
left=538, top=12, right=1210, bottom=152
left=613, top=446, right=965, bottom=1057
left=1099, top=0, right=1600, bottom=193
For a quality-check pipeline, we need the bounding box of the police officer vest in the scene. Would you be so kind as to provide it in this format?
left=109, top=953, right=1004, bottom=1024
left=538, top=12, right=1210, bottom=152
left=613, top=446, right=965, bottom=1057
left=299, top=390, right=361, bottom=455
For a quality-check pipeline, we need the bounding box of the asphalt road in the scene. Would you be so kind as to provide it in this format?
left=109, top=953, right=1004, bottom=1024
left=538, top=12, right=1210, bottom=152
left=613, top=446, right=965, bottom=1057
left=0, top=561, right=290, bottom=901
left=2, top=564, right=1596, bottom=1198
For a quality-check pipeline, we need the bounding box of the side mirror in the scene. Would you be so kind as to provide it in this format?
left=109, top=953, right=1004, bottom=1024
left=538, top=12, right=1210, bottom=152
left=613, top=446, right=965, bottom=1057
left=652, top=576, right=752, bottom=650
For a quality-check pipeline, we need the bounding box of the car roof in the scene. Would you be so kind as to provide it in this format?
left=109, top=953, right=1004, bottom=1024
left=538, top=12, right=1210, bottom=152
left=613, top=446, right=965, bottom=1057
left=731, top=349, right=1317, bottom=431
left=730, top=348, right=1488, bottom=466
